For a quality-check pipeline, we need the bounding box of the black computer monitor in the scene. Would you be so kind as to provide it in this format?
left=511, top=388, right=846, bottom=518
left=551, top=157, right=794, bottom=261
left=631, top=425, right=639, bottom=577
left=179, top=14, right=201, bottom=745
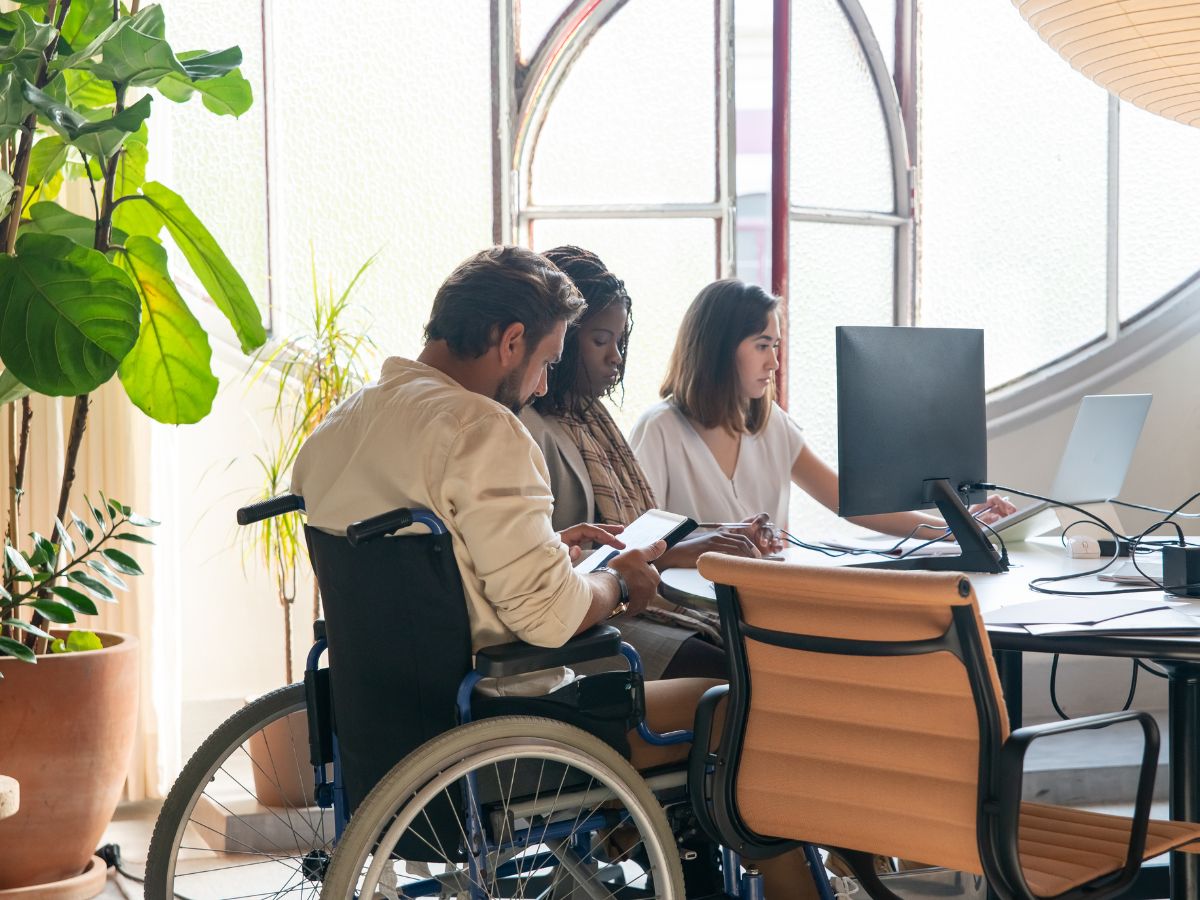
left=836, top=325, right=1005, bottom=573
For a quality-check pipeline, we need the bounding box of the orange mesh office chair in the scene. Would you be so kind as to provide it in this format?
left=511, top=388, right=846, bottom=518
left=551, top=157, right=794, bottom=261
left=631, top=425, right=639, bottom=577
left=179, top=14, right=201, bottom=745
left=689, top=556, right=1200, bottom=899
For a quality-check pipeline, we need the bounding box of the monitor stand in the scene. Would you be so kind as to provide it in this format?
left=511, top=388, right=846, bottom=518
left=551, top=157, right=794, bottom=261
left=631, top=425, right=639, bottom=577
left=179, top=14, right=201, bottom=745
left=854, top=478, right=1007, bottom=574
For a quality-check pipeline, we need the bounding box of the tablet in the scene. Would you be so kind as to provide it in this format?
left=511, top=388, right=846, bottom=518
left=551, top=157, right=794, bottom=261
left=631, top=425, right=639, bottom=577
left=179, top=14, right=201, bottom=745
left=574, top=509, right=698, bottom=574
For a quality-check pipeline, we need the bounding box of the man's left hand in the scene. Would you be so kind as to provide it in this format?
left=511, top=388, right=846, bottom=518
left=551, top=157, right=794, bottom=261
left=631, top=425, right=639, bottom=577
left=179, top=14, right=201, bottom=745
left=559, top=523, right=626, bottom=562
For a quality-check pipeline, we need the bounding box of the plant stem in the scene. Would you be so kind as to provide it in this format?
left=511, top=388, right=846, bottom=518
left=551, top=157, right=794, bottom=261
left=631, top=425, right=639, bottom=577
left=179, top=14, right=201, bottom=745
left=94, top=84, right=126, bottom=253
left=0, top=1, right=70, bottom=255
left=282, top=600, right=292, bottom=685
left=14, top=397, right=31, bottom=527
left=24, top=393, right=89, bottom=648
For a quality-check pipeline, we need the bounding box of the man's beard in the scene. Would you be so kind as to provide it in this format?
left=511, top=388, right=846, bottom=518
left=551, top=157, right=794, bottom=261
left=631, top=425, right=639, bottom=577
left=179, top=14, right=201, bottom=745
left=494, top=364, right=532, bottom=414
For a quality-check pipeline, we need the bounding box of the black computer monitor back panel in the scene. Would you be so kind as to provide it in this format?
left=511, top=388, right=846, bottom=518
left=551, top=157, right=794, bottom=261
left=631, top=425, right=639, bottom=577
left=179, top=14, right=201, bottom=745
left=836, top=325, right=987, bottom=518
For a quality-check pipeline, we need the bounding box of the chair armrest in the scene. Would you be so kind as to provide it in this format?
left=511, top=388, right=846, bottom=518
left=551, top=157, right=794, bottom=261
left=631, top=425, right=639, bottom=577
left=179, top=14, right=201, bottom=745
left=688, top=684, right=730, bottom=846
left=474, top=625, right=623, bottom=678
left=992, top=710, right=1159, bottom=898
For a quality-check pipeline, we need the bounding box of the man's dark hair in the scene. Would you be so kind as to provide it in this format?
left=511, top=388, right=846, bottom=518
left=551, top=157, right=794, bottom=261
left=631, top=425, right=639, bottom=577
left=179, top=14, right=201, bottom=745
left=533, top=245, right=633, bottom=417
left=424, top=246, right=585, bottom=359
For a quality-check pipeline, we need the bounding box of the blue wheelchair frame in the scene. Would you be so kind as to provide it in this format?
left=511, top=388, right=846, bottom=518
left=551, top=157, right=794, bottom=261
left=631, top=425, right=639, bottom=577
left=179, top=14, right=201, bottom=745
left=244, top=494, right=725, bottom=900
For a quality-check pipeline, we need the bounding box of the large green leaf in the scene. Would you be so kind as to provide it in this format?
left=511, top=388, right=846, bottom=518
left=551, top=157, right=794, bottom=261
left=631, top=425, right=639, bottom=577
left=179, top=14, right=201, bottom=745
left=57, top=5, right=187, bottom=87
left=23, top=82, right=153, bottom=159
left=0, top=9, right=56, bottom=63
left=59, top=0, right=116, bottom=50
left=157, top=67, right=251, bottom=118
left=116, top=236, right=217, bottom=424
left=0, top=370, right=30, bottom=406
left=26, top=135, right=68, bottom=188
left=64, top=69, right=116, bottom=108
left=179, top=47, right=242, bottom=81
left=0, top=232, right=141, bottom=395
left=137, top=182, right=265, bottom=352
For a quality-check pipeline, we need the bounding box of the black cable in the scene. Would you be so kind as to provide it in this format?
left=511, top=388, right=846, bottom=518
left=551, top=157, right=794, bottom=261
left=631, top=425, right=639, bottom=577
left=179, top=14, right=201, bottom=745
left=98, top=843, right=196, bottom=900
left=978, top=484, right=1169, bottom=595
left=96, top=843, right=144, bottom=884
left=1049, top=655, right=1139, bottom=721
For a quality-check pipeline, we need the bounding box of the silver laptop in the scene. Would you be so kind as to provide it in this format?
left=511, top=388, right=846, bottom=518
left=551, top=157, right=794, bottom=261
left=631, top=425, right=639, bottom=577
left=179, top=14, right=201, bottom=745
left=992, top=394, right=1152, bottom=534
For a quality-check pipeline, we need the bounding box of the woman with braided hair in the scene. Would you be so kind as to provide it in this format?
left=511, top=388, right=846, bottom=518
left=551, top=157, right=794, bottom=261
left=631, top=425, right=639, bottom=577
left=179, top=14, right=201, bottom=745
left=520, top=245, right=775, bottom=681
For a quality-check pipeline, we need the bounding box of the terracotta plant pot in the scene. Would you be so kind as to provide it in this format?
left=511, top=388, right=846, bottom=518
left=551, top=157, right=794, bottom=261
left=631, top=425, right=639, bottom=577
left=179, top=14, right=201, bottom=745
left=247, top=704, right=315, bottom=808
left=0, top=631, right=138, bottom=891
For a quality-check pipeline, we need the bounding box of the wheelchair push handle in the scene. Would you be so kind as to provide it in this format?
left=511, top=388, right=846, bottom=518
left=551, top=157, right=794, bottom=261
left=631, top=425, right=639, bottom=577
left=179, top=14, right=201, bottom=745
left=236, top=493, right=305, bottom=525
left=346, top=508, right=415, bottom=546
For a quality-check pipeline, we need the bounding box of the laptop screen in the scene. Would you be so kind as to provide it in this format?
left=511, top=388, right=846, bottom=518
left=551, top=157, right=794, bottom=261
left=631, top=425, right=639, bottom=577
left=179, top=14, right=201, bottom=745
left=1047, top=394, right=1152, bottom=504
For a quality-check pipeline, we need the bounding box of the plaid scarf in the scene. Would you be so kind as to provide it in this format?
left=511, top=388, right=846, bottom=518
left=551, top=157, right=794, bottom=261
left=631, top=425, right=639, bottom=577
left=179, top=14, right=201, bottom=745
left=553, top=403, right=656, bottom=527
left=553, top=403, right=721, bottom=642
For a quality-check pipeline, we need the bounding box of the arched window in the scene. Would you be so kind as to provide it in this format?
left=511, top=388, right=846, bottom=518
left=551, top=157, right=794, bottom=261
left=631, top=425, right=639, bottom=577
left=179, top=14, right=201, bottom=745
left=499, top=0, right=1200, bottom=527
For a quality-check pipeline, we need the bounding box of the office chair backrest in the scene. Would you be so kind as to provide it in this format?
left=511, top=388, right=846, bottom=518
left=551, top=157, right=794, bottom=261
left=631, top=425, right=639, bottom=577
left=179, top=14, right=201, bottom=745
left=305, top=524, right=472, bottom=814
left=697, top=555, right=1008, bottom=874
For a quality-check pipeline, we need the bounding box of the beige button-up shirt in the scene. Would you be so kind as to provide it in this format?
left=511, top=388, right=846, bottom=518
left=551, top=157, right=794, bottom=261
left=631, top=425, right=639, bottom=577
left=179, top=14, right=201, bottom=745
left=292, top=357, right=592, bottom=667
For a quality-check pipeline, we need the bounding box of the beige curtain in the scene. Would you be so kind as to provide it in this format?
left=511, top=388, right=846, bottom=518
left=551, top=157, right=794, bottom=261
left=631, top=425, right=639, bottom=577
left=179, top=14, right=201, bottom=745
left=0, top=382, right=157, bottom=800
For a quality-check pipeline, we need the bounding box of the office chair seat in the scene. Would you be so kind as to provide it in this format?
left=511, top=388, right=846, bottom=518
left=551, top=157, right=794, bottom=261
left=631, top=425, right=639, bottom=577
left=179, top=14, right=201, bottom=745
left=1017, top=802, right=1200, bottom=897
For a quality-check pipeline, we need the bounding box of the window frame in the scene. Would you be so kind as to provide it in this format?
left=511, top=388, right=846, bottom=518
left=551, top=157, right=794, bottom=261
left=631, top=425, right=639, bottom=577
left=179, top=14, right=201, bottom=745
left=495, top=0, right=1200, bottom=431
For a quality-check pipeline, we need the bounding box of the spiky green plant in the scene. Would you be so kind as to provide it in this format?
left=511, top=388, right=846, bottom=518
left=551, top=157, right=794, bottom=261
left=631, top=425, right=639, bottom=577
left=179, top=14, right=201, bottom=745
left=244, top=254, right=377, bottom=682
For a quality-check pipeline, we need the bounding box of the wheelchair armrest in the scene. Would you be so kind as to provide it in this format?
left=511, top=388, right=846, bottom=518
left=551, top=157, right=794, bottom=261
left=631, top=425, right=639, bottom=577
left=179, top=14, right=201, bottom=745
left=474, top=625, right=623, bottom=678
left=687, top=684, right=730, bottom=846
left=992, top=710, right=1159, bottom=897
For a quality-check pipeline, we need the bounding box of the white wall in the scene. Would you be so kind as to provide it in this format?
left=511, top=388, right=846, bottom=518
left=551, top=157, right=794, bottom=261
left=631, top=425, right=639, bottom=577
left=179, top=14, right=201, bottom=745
left=988, top=325, right=1200, bottom=721
left=152, top=2, right=496, bottom=771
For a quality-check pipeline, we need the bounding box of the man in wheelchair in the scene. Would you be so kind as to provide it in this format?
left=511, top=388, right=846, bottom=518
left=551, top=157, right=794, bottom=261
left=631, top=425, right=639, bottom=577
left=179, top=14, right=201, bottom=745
left=290, top=245, right=726, bottom=897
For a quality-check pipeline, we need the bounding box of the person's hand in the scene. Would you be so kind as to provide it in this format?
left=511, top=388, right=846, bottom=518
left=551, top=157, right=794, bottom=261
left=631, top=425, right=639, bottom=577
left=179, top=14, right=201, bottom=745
left=729, top=513, right=785, bottom=554
left=558, top=523, right=625, bottom=562
left=657, top=530, right=761, bottom=569
left=607, top=540, right=667, bottom=615
left=969, top=494, right=1016, bottom=526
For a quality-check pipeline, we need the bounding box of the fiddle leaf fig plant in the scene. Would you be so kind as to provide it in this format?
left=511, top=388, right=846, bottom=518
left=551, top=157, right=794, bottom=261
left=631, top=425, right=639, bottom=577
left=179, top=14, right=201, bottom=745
left=0, top=0, right=263, bottom=664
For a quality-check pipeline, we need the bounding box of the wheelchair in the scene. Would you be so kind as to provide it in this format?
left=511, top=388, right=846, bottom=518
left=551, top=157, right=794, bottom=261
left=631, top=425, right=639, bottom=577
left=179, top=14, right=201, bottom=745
left=143, top=494, right=745, bottom=900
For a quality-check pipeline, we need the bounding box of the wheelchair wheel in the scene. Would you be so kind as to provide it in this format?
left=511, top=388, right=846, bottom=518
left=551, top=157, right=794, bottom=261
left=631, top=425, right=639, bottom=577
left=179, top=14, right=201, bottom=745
left=145, top=683, right=333, bottom=898
left=323, top=716, right=685, bottom=899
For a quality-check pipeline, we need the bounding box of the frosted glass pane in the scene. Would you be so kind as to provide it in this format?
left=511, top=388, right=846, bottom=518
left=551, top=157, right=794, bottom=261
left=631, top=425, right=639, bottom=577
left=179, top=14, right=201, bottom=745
left=787, top=222, right=894, bottom=537
left=157, top=0, right=268, bottom=316
left=529, top=218, right=718, bottom=435
left=790, top=0, right=894, bottom=212
left=519, top=0, right=569, bottom=62
left=1118, top=102, right=1200, bottom=321
left=531, top=0, right=717, bottom=205
left=270, top=3, right=493, bottom=358
left=919, top=0, right=1108, bottom=389
left=856, top=0, right=895, bottom=76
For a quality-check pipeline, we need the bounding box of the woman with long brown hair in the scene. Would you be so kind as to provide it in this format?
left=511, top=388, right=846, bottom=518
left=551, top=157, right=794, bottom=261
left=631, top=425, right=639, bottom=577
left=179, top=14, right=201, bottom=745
left=630, top=279, right=1015, bottom=536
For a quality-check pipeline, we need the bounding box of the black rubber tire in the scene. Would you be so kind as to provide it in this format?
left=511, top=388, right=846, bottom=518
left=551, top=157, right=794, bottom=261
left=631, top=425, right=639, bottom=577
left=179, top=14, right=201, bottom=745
left=144, top=682, right=329, bottom=899
left=322, top=715, right=685, bottom=900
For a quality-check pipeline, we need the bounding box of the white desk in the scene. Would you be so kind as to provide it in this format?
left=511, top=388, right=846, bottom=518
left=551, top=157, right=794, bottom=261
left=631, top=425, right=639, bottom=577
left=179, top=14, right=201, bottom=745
left=660, top=541, right=1200, bottom=900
